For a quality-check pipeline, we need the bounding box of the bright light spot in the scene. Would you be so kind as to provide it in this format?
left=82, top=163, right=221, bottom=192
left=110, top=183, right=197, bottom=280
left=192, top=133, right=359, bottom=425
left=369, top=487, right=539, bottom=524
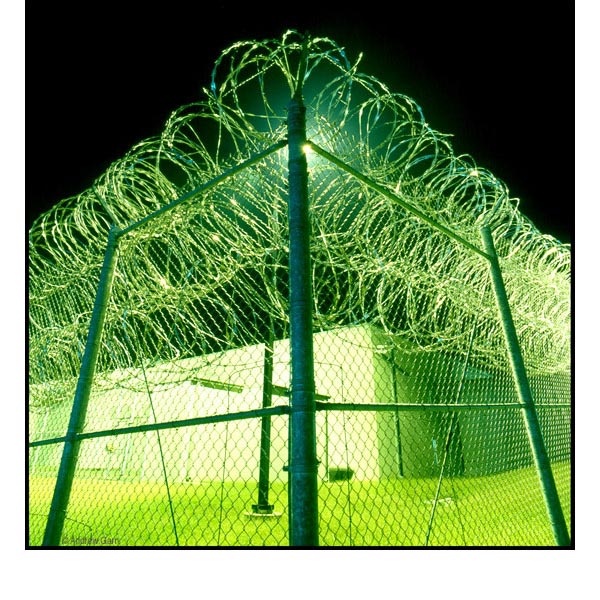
left=302, top=144, right=312, bottom=155
left=469, top=169, right=479, bottom=177
left=158, top=277, right=169, bottom=289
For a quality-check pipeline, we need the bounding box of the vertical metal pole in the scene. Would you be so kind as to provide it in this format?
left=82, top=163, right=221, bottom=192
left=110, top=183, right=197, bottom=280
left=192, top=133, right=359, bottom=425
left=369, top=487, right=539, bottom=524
left=42, top=226, right=120, bottom=546
left=253, top=334, right=275, bottom=513
left=390, top=350, right=404, bottom=477
left=287, top=88, right=319, bottom=546
left=480, top=226, right=570, bottom=546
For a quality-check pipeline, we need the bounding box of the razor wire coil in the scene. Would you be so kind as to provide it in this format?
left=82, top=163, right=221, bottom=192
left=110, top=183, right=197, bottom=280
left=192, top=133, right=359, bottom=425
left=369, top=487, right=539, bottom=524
left=29, top=30, right=570, bottom=405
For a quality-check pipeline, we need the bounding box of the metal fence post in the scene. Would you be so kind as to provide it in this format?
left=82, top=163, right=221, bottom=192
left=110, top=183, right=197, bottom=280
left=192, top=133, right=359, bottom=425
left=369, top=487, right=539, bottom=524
left=480, top=225, right=570, bottom=546
left=252, top=333, right=275, bottom=514
left=286, top=83, right=319, bottom=546
left=42, top=226, right=120, bottom=546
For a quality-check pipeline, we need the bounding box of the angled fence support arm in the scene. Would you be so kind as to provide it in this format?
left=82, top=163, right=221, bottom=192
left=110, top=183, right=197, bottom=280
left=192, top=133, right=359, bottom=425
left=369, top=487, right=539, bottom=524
left=480, top=225, right=570, bottom=547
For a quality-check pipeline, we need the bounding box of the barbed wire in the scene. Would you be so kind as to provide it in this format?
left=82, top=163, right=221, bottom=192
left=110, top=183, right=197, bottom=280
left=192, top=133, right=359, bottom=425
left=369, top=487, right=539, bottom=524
left=28, top=30, right=570, bottom=405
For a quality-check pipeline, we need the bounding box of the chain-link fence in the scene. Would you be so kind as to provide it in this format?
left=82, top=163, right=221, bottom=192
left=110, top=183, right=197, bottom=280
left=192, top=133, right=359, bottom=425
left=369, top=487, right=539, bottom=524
left=28, top=32, right=571, bottom=547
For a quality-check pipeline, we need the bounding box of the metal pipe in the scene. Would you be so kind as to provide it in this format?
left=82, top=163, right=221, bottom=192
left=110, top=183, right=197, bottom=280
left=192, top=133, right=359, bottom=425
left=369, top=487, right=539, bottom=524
left=313, top=401, right=526, bottom=412
left=32, top=399, right=564, bottom=450
left=287, top=89, right=319, bottom=546
left=390, top=350, right=404, bottom=476
left=253, top=245, right=278, bottom=514
left=307, top=141, right=491, bottom=260
left=118, top=140, right=287, bottom=237
left=30, top=405, right=291, bottom=447
left=480, top=225, right=570, bottom=547
left=253, top=336, right=275, bottom=514
left=42, top=226, right=120, bottom=546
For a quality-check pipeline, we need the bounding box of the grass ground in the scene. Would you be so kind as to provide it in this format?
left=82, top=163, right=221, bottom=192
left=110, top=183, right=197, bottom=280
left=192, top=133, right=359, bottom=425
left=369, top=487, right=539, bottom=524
left=28, top=462, right=571, bottom=547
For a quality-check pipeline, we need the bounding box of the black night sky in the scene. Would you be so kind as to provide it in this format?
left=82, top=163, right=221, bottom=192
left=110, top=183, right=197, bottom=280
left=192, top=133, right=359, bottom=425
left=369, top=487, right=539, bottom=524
left=26, top=2, right=574, bottom=243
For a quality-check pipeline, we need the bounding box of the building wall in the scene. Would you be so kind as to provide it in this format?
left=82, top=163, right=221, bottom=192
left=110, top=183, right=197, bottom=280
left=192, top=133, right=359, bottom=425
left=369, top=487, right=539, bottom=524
left=29, top=325, right=570, bottom=482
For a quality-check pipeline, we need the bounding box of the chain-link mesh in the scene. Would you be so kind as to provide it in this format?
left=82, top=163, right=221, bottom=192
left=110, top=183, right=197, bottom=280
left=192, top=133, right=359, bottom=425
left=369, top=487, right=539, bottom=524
left=28, top=31, right=571, bottom=547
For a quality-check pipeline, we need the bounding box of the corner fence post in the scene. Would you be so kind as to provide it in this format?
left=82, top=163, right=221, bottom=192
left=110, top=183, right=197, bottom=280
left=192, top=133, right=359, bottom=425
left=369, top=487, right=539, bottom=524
left=286, top=85, right=319, bottom=545
left=42, top=226, right=120, bottom=546
left=480, top=226, right=570, bottom=546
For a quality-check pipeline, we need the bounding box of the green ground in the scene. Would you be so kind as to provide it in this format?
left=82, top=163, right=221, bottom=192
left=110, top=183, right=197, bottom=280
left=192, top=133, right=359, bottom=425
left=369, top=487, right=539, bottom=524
left=28, top=462, right=571, bottom=547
